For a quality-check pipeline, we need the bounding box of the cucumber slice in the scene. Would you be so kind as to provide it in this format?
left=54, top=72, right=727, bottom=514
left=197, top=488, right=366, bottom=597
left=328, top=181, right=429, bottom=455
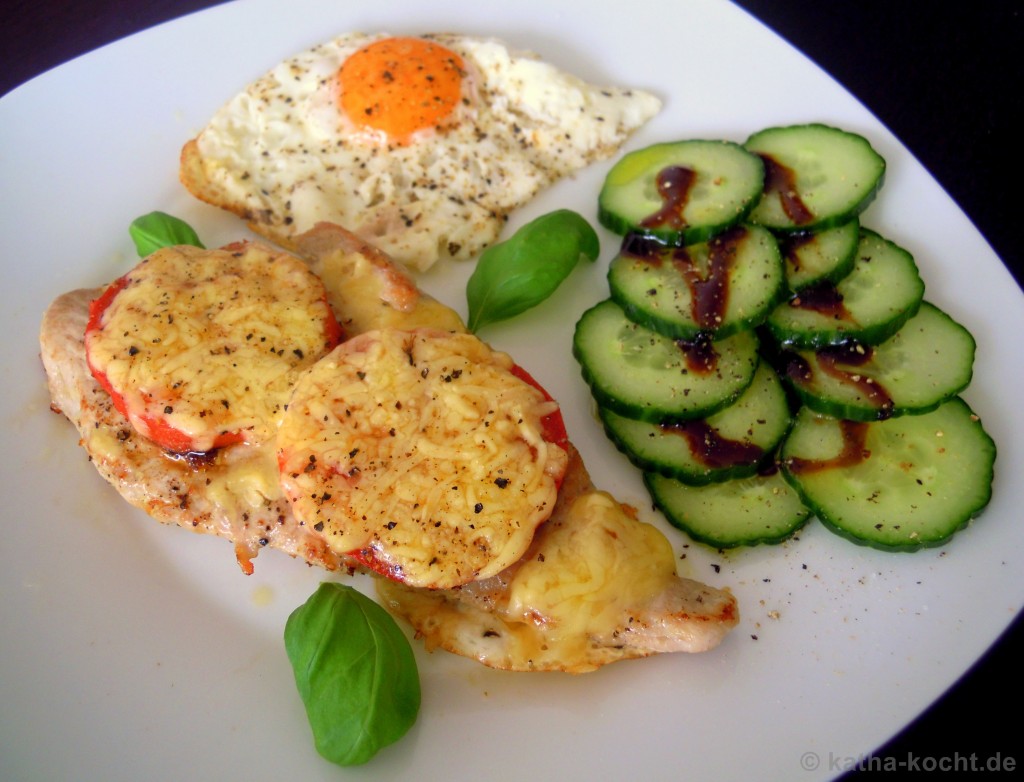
left=765, top=229, right=925, bottom=348
left=780, top=218, right=860, bottom=292
left=599, top=362, right=792, bottom=485
left=608, top=224, right=785, bottom=340
left=598, top=139, right=765, bottom=246
left=573, top=299, right=760, bottom=422
left=780, top=400, right=995, bottom=550
left=779, top=301, right=976, bottom=421
left=745, top=124, right=886, bottom=233
left=645, top=468, right=812, bottom=548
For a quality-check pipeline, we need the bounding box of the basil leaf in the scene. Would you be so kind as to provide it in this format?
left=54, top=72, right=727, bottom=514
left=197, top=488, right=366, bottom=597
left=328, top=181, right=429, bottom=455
left=284, top=582, right=420, bottom=766
left=466, top=209, right=599, bottom=332
left=129, top=211, right=204, bottom=257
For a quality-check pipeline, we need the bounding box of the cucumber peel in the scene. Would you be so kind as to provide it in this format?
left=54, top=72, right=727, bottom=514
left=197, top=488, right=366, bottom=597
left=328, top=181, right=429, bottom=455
left=780, top=400, right=995, bottom=550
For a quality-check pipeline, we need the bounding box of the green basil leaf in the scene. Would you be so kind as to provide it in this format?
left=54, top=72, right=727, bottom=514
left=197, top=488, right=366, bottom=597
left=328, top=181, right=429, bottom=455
left=129, top=211, right=205, bottom=257
left=284, top=582, right=420, bottom=766
left=466, top=209, right=599, bottom=332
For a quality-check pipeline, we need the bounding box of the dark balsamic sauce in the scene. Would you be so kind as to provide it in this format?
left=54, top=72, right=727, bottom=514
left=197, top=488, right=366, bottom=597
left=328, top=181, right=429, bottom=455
left=677, top=225, right=747, bottom=330
left=779, top=231, right=815, bottom=273
left=786, top=419, right=871, bottom=475
left=783, top=341, right=894, bottom=419
left=621, top=232, right=668, bottom=258
left=783, top=351, right=814, bottom=384
left=675, top=332, right=719, bottom=375
left=758, top=153, right=814, bottom=225
left=789, top=280, right=851, bottom=320
left=817, top=342, right=894, bottom=415
left=625, top=164, right=760, bottom=381
left=639, top=165, right=697, bottom=231
left=659, top=419, right=765, bottom=468
left=621, top=233, right=727, bottom=377
left=621, top=223, right=748, bottom=372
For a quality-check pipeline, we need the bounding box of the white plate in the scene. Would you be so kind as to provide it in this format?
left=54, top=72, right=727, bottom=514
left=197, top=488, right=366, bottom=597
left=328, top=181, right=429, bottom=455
left=2, top=1, right=1021, bottom=780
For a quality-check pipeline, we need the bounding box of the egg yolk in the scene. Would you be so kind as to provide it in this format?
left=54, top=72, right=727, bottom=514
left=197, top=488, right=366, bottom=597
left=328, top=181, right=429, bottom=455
left=338, top=37, right=465, bottom=143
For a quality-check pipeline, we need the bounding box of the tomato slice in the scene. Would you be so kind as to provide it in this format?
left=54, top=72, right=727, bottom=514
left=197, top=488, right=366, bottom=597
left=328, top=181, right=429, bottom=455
left=347, top=548, right=406, bottom=583
left=509, top=363, right=569, bottom=453
left=85, top=243, right=344, bottom=454
left=87, top=274, right=247, bottom=452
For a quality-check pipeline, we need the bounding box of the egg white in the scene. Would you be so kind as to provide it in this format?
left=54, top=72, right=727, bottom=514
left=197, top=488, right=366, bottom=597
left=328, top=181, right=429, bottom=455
left=188, top=32, right=662, bottom=270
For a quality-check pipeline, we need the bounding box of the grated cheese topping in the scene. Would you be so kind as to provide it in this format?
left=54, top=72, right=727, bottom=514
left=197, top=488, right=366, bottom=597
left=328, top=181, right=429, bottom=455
left=277, top=327, right=568, bottom=589
left=504, top=491, right=677, bottom=641
left=378, top=491, right=680, bottom=672
left=85, top=243, right=339, bottom=452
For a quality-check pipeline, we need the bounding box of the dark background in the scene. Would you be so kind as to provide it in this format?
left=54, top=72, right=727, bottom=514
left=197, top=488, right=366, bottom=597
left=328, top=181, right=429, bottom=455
left=3, top=1, right=1021, bottom=778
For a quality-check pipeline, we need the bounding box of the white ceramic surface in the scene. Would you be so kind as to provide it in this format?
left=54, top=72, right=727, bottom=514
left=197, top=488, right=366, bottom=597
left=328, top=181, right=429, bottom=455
left=2, top=1, right=1021, bottom=780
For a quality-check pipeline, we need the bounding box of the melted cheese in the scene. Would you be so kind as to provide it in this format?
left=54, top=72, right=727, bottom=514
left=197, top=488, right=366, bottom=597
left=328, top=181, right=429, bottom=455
left=203, top=444, right=283, bottom=512
left=378, top=490, right=680, bottom=672
left=85, top=424, right=132, bottom=464
left=310, top=235, right=466, bottom=335
left=505, top=491, right=676, bottom=632
left=277, top=327, right=567, bottom=589
left=85, top=244, right=337, bottom=451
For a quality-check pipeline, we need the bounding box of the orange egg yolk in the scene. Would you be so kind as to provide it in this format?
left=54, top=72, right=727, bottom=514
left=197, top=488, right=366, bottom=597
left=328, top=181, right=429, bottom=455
left=337, top=37, right=465, bottom=143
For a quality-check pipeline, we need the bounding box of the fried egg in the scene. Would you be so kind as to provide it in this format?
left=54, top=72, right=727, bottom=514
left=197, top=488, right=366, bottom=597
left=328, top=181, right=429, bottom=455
left=180, top=33, right=661, bottom=270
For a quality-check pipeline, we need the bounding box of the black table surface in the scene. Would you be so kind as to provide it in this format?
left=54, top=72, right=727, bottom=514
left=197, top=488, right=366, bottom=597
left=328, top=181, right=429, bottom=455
left=4, top=1, right=1022, bottom=778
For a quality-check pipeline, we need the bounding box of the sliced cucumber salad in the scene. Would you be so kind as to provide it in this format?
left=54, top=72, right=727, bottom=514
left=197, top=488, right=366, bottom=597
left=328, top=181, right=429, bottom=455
left=576, top=123, right=994, bottom=552
left=608, top=224, right=785, bottom=340
left=765, top=229, right=925, bottom=349
left=780, top=301, right=976, bottom=421
left=646, top=469, right=812, bottom=549
left=779, top=218, right=860, bottom=292
left=598, top=139, right=764, bottom=246
left=599, top=361, right=792, bottom=485
left=573, top=299, right=760, bottom=422
left=744, top=123, right=886, bottom=233
left=781, top=401, right=994, bottom=550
